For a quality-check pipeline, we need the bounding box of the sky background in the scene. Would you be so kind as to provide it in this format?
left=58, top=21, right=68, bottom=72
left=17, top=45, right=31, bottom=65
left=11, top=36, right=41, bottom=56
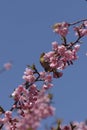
left=0, top=0, right=87, bottom=129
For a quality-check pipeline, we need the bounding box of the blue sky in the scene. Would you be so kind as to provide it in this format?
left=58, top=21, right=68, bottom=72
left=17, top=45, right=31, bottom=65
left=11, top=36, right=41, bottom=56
left=0, top=0, right=87, bottom=129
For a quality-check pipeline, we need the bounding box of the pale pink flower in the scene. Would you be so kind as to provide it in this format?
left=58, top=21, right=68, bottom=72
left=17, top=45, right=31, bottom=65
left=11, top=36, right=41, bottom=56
left=44, top=51, right=55, bottom=60
left=74, top=26, right=87, bottom=37
left=84, top=21, right=87, bottom=27
left=80, top=28, right=87, bottom=36
left=52, top=41, right=58, bottom=51
left=44, top=74, right=52, bottom=83
left=64, top=50, right=74, bottom=60
left=57, top=60, right=66, bottom=70
left=50, top=57, right=58, bottom=68
left=43, top=83, right=53, bottom=89
left=5, top=111, right=12, bottom=119
left=22, top=67, right=36, bottom=83
left=43, top=84, right=49, bottom=89
left=58, top=45, right=66, bottom=55
left=23, top=75, right=36, bottom=83
left=24, top=68, right=33, bottom=75
left=50, top=62, right=57, bottom=68
left=12, top=84, right=28, bottom=101
left=39, top=71, right=46, bottom=79
left=4, top=62, right=12, bottom=70
left=74, top=44, right=80, bottom=52
left=53, top=22, right=69, bottom=36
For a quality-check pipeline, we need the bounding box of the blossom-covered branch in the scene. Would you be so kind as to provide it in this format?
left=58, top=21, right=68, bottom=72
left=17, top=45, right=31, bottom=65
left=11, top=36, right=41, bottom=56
left=0, top=19, right=87, bottom=130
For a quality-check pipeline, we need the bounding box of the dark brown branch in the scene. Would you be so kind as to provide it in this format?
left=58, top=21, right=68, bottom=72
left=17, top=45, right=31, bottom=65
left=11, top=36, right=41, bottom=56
left=69, top=19, right=87, bottom=26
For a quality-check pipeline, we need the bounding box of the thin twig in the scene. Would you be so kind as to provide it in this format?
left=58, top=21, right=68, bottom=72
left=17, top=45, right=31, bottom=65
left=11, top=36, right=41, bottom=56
left=69, top=19, right=87, bottom=26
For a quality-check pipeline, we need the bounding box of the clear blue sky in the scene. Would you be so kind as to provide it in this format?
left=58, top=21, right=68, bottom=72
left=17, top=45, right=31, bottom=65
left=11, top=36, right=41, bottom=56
left=0, top=0, right=87, bottom=129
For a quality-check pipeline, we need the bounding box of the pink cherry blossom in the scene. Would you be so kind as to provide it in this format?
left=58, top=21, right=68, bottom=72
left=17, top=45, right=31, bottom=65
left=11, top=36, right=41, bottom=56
left=22, top=67, right=36, bottom=83
left=24, top=68, right=33, bottom=75
left=58, top=45, right=66, bottom=55
left=39, top=71, right=47, bottom=79
left=52, top=41, right=59, bottom=51
left=4, top=62, right=12, bottom=70
left=84, top=21, right=87, bottom=27
left=44, top=74, right=52, bottom=83
left=74, top=44, right=80, bottom=52
left=53, top=22, right=69, bottom=36
left=74, top=26, right=87, bottom=37
left=43, top=83, right=53, bottom=89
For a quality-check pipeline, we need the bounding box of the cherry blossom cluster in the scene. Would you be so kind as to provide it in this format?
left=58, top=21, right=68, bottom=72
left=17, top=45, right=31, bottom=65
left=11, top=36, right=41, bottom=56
left=0, top=66, right=54, bottom=130
left=74, top=20, right=87, bottom=37
left=40, top=19, right=87, bottom=78
left=53, top=20, right=87, bottom=37
left=52, top=22, right=69, bottom=37
left=44, top=41, right=80, bottom=71
left=0, top=19, right=87, bottom=130
left=4, top=86, right=54, bottom=130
